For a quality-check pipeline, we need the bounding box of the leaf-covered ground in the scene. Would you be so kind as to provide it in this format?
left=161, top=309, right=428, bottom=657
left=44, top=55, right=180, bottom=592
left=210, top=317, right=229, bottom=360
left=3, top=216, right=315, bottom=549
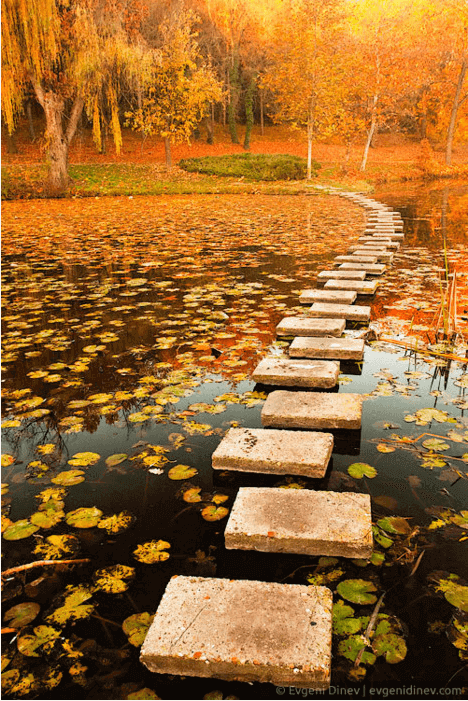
left=2, top=191, right=468, bottom=699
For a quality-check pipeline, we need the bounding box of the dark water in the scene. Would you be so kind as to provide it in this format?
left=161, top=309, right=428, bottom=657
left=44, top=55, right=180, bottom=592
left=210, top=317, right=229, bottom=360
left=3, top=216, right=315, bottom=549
left=1, top=185, right=468, bottom=700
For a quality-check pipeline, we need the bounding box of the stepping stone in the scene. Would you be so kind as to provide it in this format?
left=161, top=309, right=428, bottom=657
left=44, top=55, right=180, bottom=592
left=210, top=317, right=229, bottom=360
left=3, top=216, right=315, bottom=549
left=364, top=231, right=404, bottom=240
left=261, top=390, right=363, bottom=429
left=324, top=279, right=378, bottom=295
left=140, top=575, right=332, bottom=689
left=276, top=317, right=345, bottom=337
left=289, top=337, right=365, bottom=360
left=334, top=255, right=378, bottom=264
left=252, top=357, right=339, bottom=388
left=225, top=488, right=373, bottom=559
left=351, top=250, right=394, bottom=262
left=317, top=270, right=366, bottom=281
left=212, top=427, right=334, bottom=477
left=308, top=303, right=370, bottom=322
left=338, top=263, right=386, bottom=275
left=299, top=289, right=357, bottom=304
left=348, top=244, right=389, bottom=253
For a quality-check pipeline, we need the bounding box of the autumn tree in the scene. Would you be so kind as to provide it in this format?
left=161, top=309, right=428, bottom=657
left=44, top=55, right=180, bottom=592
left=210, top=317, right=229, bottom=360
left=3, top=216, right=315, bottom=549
left=125, top=10, right=222, bottom=167
left=263, top=0, right=347, bottom=179
left=1, top=0, right=150, bottom=194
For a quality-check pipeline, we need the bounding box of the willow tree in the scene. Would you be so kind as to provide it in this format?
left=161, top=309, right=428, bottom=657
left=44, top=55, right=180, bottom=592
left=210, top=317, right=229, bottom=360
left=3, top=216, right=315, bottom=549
left=1, top=0, right=150, bottom=194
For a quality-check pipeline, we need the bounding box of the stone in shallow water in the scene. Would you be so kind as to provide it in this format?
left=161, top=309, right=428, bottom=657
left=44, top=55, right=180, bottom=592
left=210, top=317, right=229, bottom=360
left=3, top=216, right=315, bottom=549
left=225, top=488, right=373, bottom=558
left=323, top=279, right=379, bottom=295
left=338, top=263, right=386, bottom=276
left=261, top=390, right=363, bottom=429
left=289, top=336, right=365, bottom=360
left=308, top=302, right=370, bottom=322
left=276, top=317, right=345, bottom=337
left=317, top=270, right=366, bottom=281
left=140, top=575, right=332, bottom=689
left=252, top=357, right=339, bottom=388
left=299, top=289, right=357, bottom=304
left=351, top=250, right=394, bottom=263
left=212, top=427, right=333, bottom=477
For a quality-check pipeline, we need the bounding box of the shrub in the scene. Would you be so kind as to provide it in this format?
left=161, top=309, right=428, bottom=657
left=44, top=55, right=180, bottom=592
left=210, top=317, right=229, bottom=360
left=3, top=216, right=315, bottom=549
left=178, top=153, right=320, bottom=181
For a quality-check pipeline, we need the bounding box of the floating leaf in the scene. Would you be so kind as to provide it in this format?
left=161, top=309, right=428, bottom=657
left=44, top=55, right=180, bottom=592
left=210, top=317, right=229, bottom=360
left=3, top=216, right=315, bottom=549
left=105, top=453, right=128, bottom=467
left=421, top=452, right=447, bottom=468
left=30, top=509, right=64, bottom=529
left=372, top=634, right=407, bottom=664
left=182, top=487, right=202, bottom=503
left=433, top=574, right=468, bottom=612
left=68, top=452, right=100, bottom=467
left=98, top=511, right=135, bottom=535
left=337, top=634, right=376, bottom=665
left=46, top=585, right=94, bottom=625
left=3, top=519, right=40, bottom=541
left=372, top=526, right=393, bottom=549
left=93, top=564, right=136, bottom=593
left=212, top=494, right=229, bottom=504
left=52, top=470, right=85, bottom=486
left=422, top=438, right=450, bottom=451
left=122, top=612, right=154, bottom=647
left=133, top=540, right=171, bottom=564
left=336, top=579, right=378, bottom=605
left=332, top=601, right=362, bottom=636
left=36, top=443, right=56, bottom=455
left=201, top=505, right=229, bottom=521
left=376, top=443, right=395, bottom=453
left=168, top=464, right=198, bottom=480
left=33, top=534, right=80, bottom=560
left=17, top=625, right=61, bottom=656
left=128, top=412, right=150, bottom=423
left=3, top=603, right=41, bottom=629
left=404, top=408, right=455, bottom=426
left=1, top=454, right=15, bottom=467
left=127, top=689, right=160, bottom=700
left=65, top=506, right=103, bottom=528
left=377, top=517, right=412, bottom=535
left=347, top=463, right=377, bottom=479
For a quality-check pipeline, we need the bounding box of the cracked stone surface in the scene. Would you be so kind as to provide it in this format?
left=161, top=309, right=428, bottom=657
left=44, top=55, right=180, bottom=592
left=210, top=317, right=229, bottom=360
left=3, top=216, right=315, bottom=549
left=289, top=336, right=365, bottom=360
left=140, top=575, right=333, bottom=688
left=308, top=302, right=371, bottom=322
left=212, top=427, right=333, bottom=477
left=261, top=390, right=363, bottom=429
left=252, top=357, right=339, bottom=388
left=276, top=317, right=345, bottom=337
left=299, top=289, right=357, bottom=304
left=323, top=279, right=378, bottom=295
left=225, top=488, right=373, bottom=558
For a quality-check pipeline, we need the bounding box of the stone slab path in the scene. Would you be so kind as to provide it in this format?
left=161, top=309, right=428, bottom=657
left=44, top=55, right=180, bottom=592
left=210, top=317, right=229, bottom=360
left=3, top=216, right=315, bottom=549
left=252, top=357, right=339, bottom=388
left=262, top=390, right=363, bottom=429
left=308, top=302, right=371, bottom=322
left=323, top=279, right=378, bottom=295
left=299, top=289, right=357, bottom=304
left=338, top=263, right=386, bottom=275
left=212, top=427, right=334, bottom=477
left=289, top=336, right=365, bottom=360
left=276, top=317, right=345, bottom=337
left=140, top=575, right=333, bottom=688
left=335, top=254, right=378, bottom=263
left=317, top=269, right=367, bottom=281
left=225, top=488, right=373, bottom=558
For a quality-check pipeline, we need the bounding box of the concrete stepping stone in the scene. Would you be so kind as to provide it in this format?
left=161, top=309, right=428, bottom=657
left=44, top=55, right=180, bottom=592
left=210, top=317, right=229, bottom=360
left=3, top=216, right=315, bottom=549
left=261, top=390, right=363, bottom=429
left=334, top=255, right=378, bottom=264
left=348, top=244, right=389, bottom=253
left=323, top=279, right=378, bottom=295
left=299, top=289, right=357, bottom=304
left=140, top=575, right=332, bottom=689
left=351, top=250, right=394, bottom=262
left=308, top=303, right=370, bottom=322
left=225, top=488, right=373, bottom=558
left=276, top=317, right=345, bottom=337
left=317, top=270, right=366, bottom=281
left=364, top=231, right=404, bottom=240
left=252, top=357, right=339, bottom=388
left=212, top=427, right=334, bottom=477
left=289, top=336, right=365, bottom=360
left=358, top=237, right=398, bottom=246
left=338, top=263, right=386, bottom=275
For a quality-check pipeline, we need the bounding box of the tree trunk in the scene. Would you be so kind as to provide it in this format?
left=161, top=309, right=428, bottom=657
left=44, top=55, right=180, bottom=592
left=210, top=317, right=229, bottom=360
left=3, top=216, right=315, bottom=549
left=164, top=137, right=172, bottom=169
left=446, top=57, right=467, bottom=166
left=32, top=83, right=84, bottom=195
left=307, top=123, right=314, bottom=180
left=26, top=100, right=36, bottom=141
left=259, top=87, right=264, bottom=136
left=228, top=58, right=240, bottom=144
left=243, top=75, right=256, bottom=151
left=6, top=131, right=18, bottom=154
left=360, top=94, right=378, bottom=172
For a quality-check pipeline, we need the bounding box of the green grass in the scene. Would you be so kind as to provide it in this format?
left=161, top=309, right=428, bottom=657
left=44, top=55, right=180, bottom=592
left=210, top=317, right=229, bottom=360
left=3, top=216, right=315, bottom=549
left=179, top=153, right=320, bottom=181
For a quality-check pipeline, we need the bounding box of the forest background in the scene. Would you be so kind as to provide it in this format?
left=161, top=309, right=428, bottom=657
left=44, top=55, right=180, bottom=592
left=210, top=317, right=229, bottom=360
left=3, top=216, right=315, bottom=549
left=2, top=0, right=468, bottom=199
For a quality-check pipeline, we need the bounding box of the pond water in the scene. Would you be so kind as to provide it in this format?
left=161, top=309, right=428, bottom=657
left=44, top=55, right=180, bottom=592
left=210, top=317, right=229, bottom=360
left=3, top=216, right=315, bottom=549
left=1, top=184, right=468, bottom=700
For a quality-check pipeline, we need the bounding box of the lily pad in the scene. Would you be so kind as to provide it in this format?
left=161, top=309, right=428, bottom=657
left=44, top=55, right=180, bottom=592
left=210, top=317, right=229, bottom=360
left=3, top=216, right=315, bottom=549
left=3, top=602, right=41, bottom=629
left=376, top=443, right=395, bottom=453
left=98, top=511, right=135, bottom=535
left=433, top=574, right=468, bottom=612
left=182, top=487, right=202, bottom=503
left=3, top=519, right=40, bottom=541
left=372, top=526, right=394, bottom=549
left=46, top=584, right=94, bottom=625
left=93, top=564, right=136, bottom=593
left=377, top=517, right=412, bottom=535
left=1, top=454, right=15, bottom=467
left=201, top=505, right=229, bottom=521
left=133, top=540, right=171, bottom=564
left=33, top=534, right=80, bottom=560
left=127, top=689, right=160, bottom=700
left=348, top=463, right=377, bottom=479
left=30, top=509, right=65, bottom=529
left=372, top=633, right=407, bottom=663
left=51, top=469, right=85, bottom=486
left=68, top=452, right=100, bottom=467
left=337, top=634, right=376, bottom=665
left=336, top=579, right=378, bottom=605
left=422, top=438, right=450, bottom=451
left=105, top=453, right=128, bottom=467
left=332, top=601, right=362, bottom=635
left=168, top=464, right=198, bottom=480
left=122, top=612, right=155, bottom=647
left=17, top=625, right=61, bottom=656
left=65, top=506, right=103, bottom=528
